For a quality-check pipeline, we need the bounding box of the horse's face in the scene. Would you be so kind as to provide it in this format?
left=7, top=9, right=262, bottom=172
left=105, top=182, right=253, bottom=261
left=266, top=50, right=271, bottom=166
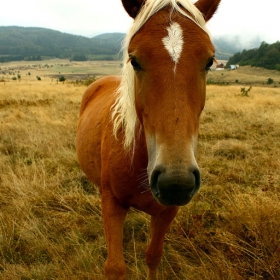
left=124, top=0, right=219, bottom=206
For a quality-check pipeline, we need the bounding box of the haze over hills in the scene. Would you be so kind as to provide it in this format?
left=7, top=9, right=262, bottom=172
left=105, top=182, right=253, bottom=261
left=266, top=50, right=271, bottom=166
left=213, top=34, right=263, bottom=60
left=0, top=26, right=265, bottom=61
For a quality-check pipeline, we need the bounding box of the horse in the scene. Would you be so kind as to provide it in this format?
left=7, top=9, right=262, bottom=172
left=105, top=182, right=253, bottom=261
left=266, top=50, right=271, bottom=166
left=76, top=0, right=221, bottom=279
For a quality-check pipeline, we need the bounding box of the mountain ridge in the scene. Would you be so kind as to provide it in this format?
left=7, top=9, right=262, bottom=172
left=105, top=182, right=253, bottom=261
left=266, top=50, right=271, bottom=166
left=0, top=26, right=262, bottom=61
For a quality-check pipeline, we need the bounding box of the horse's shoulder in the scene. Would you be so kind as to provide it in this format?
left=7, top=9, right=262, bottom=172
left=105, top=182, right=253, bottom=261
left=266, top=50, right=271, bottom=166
left=79, top=75, right=121, bottom=116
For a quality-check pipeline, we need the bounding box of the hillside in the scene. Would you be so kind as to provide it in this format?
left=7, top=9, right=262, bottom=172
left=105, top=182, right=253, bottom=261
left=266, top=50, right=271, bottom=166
left=0, top=26, right=261, bottom=61
left=227, top=41, right=280, bottom=70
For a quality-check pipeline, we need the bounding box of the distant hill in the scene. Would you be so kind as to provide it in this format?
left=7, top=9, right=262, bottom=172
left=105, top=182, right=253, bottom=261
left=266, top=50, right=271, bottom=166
left=0, top=26, right=262, bottom=62
left=227, top=41, right=280, bottom=70
left=0, top=26, right=124, bottom=61
left=90, top=33, right=125, bottom=54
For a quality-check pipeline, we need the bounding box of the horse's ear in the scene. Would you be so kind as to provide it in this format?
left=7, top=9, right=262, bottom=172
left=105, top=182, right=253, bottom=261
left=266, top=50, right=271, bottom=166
left=195, top=0, right=221, bottom=22
left=121, top=0, right=145, bottom=18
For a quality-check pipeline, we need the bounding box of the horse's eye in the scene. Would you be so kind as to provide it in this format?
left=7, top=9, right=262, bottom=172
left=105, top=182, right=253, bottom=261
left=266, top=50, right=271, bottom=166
left=130, top=58, right=141, bottom=71
left=206, top=58, right=214, bottom=71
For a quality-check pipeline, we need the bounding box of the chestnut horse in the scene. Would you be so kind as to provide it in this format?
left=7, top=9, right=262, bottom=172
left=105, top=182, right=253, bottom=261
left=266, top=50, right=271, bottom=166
left=76, top=0, right=220, bottom=279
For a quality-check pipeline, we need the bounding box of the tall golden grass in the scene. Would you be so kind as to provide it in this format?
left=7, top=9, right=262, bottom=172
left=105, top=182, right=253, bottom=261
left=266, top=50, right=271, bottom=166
left=0, top=77, right=279, bottom=279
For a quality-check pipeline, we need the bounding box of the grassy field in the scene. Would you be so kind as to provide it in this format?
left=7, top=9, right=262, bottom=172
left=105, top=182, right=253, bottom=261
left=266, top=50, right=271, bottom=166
left=0, top=59, right=122, bottom=82
left=0, top=61, right=279, bottom=279
left=208, top=65, right=280, bottom=87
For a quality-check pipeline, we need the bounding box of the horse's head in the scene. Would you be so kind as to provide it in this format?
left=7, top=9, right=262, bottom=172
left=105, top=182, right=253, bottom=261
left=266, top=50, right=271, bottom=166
left=117, top=0, right=220, bottom=206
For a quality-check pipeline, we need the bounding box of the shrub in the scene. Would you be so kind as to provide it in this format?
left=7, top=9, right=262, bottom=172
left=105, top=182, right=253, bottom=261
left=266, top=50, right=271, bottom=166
left=240, top=86, right=252, bottom=97
left=267, top=78, right=274, bottom=84
left=59, top=76, right=66, bottom=83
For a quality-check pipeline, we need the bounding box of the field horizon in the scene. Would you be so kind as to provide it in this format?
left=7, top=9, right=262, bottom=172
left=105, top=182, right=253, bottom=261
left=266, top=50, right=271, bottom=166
left=1, top=59, right=280, bottom=87
left=0, top=61, right=279, bottom=279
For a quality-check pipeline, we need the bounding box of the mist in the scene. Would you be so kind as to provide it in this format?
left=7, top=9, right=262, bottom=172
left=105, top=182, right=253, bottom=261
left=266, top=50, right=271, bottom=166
left=213, top=33, right=267, bottom=60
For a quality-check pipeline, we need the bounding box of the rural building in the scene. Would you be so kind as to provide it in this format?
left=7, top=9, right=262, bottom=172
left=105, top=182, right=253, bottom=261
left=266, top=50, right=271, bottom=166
left=216, top=63, right=225, bottom=70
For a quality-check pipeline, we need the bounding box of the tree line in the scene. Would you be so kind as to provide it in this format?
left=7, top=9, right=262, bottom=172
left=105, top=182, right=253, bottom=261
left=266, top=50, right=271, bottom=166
left=227, top=41, right=280, bottom=70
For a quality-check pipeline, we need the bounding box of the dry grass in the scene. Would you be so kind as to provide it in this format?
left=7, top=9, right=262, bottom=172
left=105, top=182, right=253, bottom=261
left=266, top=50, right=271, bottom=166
left=0, top=70, right=279, bottom=279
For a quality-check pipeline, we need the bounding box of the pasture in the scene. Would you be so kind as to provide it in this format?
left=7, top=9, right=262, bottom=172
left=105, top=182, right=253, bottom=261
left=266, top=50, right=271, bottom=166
left=0, top=61, right=279, bottom=279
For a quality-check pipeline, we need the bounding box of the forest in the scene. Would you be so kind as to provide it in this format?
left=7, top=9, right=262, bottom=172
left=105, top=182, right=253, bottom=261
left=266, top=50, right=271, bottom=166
left=227, top=41, right=280, bottom=70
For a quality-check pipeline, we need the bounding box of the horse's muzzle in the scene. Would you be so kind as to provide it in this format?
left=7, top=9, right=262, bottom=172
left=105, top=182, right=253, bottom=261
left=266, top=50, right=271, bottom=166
left=150, top=165, right=201, bottom=206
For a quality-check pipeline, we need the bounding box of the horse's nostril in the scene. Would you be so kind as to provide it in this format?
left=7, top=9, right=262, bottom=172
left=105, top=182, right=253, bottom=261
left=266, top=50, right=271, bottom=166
left=151, top=168, right=163, bottom=197
left=192, top=168, right=201, bottom=189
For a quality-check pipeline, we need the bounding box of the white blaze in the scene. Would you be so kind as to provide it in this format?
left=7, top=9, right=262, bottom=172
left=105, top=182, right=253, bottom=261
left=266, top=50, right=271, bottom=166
left=162, top=22, right=184, bottom=70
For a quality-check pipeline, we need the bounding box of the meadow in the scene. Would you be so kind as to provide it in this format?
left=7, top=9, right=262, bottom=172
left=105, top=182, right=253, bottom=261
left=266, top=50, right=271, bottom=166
left=0, top=61, right=279, bottom=279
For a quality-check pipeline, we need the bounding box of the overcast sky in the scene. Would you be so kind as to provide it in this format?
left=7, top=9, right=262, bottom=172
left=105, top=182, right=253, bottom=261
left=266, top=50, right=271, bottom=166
left=1, top=0, right=279, bottom=44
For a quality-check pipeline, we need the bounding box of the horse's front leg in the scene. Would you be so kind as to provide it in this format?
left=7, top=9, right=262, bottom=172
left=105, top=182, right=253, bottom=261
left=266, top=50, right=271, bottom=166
left=102, top=188, right=129, bottom=280
left=146, top=206, right=179, bottom=280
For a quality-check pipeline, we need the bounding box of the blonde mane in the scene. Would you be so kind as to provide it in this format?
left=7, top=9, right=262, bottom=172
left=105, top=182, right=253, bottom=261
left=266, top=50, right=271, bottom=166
left=111, top=0, right=209, bottom=149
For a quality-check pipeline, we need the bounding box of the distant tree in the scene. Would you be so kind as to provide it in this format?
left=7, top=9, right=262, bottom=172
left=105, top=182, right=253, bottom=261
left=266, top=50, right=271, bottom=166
left=257, top=41, right=269, bottom=59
